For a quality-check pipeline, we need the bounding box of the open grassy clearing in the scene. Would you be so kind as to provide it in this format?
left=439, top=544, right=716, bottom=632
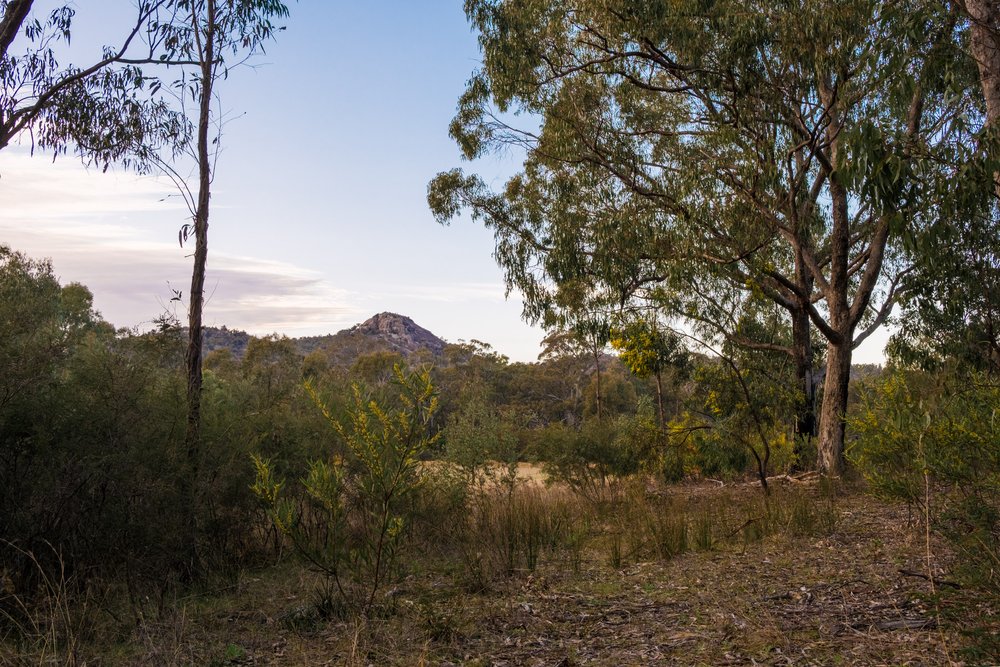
left=6, top=477, right=992, bottom=666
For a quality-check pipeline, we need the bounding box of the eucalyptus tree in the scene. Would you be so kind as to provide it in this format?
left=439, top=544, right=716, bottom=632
left=888, top=117, right=1000, bottom=372
left=890, top=214, right=1000, bottom=372
left=610, top=318, right=686, bottom=427
left=430, top=0, right=976, bottom=474
left=144, top=0, right=289, bottom=572
left=959, top=0, right=1000, bottom=131
left=1, top=0, right=185, bottom=166
left=539, top=311, right=617, bottom=421
left=886, top=1, right=1000, bottom=367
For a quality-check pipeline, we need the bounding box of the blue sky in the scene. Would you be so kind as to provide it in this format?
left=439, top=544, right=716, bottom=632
left=0, top=1, right=889, bottom=363
left=1, top=1, right=549, bottom=360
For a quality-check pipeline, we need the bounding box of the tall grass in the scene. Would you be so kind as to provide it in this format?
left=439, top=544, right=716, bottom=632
left=605, top=483, right=840, bottom=567
left=414, top=466, right=841, bottom=585
left=0, top=543, right=90, bottom=666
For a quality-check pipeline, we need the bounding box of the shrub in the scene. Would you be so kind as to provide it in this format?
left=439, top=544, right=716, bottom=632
left=849, top=369, right=1000, bottom=594
left=252, top=366, right=440, bottom=616
left=537, top=415, right=660, bottom=502
left=443, top=395, right=523, bottom=496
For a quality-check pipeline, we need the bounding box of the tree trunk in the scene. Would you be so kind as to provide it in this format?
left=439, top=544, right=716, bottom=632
left=0, top=0, right=34, bottom=57
left=0, top=0, right=35, bottom=149
left=965, top=0, right=1000, bottom=196
left=0, top=0, right=33, bottom=59
left=814, top=99, right=856, bottom=476
left=791, top=303, right=817, bottom=470
left=966, top=0, right=1000, bottom=128
left=654, top=370, right=665, bottom=427
left=181, top=0, right=216, bottom=576
left=593, top=346, right=603, bottom=421
left=817, top=339, right=852, bottom=476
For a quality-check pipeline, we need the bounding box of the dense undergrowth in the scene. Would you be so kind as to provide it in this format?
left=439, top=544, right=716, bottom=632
left=2, top=246, right=999, bottom=663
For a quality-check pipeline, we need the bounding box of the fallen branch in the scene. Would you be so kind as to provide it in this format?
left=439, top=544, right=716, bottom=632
left=897, top=569, right=962, bottom=589
left=766, top=470, right=821, bottom=484
left=848, top=617, right=937, bottom=631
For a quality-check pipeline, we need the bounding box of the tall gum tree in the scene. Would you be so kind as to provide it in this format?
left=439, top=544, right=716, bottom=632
left=145, top=0, right=289, bottom=573
left=1, top=1, right=186, bottom=167
left=960, top=1, right=1000, bottom=129
left=430, top=0, right=977, bottom=474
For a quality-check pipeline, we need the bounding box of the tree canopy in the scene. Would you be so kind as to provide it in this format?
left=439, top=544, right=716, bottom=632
left=430, top=0, right=982, bottom=473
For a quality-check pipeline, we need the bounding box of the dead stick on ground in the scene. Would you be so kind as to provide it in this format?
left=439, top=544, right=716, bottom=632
left=897, top=569, right=962, bottom=590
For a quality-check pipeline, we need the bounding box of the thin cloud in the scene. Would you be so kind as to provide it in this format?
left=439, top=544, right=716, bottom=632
left=0, top=153, right=363, bottom=335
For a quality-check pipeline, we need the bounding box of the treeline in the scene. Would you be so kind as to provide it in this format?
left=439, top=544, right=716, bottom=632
left=1, top=244, right=831, bottom=596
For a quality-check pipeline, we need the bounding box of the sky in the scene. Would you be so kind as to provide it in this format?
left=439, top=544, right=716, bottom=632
left=0, top=2, right=889, bottom=364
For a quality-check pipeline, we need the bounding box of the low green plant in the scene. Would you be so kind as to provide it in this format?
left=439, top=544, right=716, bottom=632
left=849, top=370, right=1000, bottom=588
left=209, top=642, right=247, bottom=666
left=619, top=493, right=692, bottom=562
left=783, top=490, right=837, bottom=537
left=562, top=515, right=590, bottom=573
left=252, top=366, right=440, bottom=616
left=650, top=511, right=688, bottom=560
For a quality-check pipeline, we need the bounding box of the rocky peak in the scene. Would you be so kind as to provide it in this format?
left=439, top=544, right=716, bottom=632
left=349, top=312, right=446, bottom=355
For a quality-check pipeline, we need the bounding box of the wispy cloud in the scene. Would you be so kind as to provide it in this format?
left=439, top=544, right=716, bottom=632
left=1, top=152, right=178, bottom=221
left=0, top=152, right=364, bottom=335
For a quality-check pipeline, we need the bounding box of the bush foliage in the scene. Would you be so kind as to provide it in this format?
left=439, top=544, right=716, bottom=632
left=850, top=369, right=1000, bottom=592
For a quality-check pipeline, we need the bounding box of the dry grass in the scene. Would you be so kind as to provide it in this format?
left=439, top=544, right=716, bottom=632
left=4, top=479, right=992, bottom=666
left=514, top=463, right=549, bottom=485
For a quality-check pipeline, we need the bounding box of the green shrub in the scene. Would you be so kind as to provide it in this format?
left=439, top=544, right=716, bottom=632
left=443, top=395, right=523, bottom=495
left=252, top=366, right=440, bottom=616
left=849, top=369, right=1000, bottom=594
left=537, top=416, right=658, bottom=502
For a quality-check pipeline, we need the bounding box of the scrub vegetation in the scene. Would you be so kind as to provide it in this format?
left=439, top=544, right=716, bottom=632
left=3, top=0, right=1000, bottom=664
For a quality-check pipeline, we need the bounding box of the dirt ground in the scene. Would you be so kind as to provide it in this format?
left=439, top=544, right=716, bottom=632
left=31, top=480, right=993, bottom=666
left=385, top=487, right=972, bottom=666
left=107, top=480, right=995, bottom=667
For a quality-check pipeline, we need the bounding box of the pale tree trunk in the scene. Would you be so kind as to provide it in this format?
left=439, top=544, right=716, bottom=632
left=654, top=370, right=665, bottom=427
left=592, top=345, right=603, bottom=421
left=185, top=42, right=213, bottom=468
left=965, top=0, right=1000, bottom=127
left=964, top=0, right=1000, bottom=195
left=817, top=340, right=852, bottom=475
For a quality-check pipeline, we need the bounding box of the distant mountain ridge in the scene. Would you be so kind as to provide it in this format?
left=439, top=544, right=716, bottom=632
left=201, top=312, right=447, bottom=364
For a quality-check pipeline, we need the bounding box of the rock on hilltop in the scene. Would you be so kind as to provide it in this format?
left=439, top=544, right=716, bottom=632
left=200, top=312, right=447, bottom=365
left=348, top=312, right=446, bottom=356
left=294, top=312, right=447, bottom=365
